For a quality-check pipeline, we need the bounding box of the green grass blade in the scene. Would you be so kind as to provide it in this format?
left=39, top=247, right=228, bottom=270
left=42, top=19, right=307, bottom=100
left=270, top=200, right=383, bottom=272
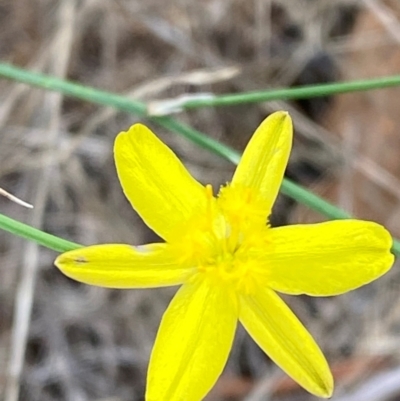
left=0, top=213, right=81, bottom=252
left=181, top=75, right=400, bottom=109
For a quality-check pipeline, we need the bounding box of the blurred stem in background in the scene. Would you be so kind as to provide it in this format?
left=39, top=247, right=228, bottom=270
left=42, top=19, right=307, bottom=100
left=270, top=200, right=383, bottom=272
left=0, top=62, right=399, bottom=255
left=151, top=75, right=400, bottom=114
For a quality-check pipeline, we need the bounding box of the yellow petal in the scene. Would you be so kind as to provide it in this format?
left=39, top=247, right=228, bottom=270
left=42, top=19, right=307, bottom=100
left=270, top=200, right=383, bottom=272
left=114, top=124, right=207, bottom=242
left=146, top=276, right=237, bottom=401
left=240, top=289, right=333, bottom=398
left=258, top=220, right=394, bottom=296
left=55, top=243, right=193, bottom=288
left=231, top=111, right=292, bottom=213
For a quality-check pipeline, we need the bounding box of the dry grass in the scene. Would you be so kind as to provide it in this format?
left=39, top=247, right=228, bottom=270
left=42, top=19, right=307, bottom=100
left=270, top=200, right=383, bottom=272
left=1, top=0, right=400, bottom=400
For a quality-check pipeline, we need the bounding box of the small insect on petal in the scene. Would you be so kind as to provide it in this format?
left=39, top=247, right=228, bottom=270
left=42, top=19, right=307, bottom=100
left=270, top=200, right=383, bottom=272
left=74, top=256, right=87, bottom=264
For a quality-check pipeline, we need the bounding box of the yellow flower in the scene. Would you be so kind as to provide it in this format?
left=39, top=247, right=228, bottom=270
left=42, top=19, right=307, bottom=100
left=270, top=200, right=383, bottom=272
left=55, top=111, right=394, bottom=400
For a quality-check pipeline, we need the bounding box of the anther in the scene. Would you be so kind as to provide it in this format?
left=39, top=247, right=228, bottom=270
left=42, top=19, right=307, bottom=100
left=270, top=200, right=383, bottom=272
left=205, top=184, right=213, bottom=199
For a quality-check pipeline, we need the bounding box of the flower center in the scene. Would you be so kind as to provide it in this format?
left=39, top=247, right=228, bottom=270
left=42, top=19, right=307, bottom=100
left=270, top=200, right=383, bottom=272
left=179, top=184, right=270, bottom=294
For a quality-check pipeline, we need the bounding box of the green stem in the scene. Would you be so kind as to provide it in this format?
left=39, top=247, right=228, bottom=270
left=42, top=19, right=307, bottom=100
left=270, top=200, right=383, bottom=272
left=181, top=75, right=400, bottom=109
left=280, top=179, right=350, bottom=220
left=0, top=213, right=81, bottom=252
left=0, top=62, right=398, bottom=256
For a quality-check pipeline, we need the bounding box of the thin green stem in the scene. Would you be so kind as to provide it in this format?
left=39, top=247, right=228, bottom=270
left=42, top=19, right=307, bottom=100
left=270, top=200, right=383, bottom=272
left=0, top=62, right=398, bottom=256
left=280, top=179, right=350, bottom=220
left=0, top=213, right=81, bottom=252
left=181, top=75, right=400, bottom=109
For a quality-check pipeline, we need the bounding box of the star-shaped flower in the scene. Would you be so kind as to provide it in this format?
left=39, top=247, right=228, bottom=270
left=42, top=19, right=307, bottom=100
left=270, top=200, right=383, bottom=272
left=55, top=111, right=394, bottom=400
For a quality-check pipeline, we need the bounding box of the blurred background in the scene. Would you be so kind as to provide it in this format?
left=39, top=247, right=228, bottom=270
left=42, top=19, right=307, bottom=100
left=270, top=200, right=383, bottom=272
left=1, top=0, right=400, bottom=400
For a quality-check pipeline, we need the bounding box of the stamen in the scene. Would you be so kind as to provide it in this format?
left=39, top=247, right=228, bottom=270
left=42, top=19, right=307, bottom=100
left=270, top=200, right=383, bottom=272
left=205, top=184, right=213, bottom=199
left=204, top=184, right=215, bottom=232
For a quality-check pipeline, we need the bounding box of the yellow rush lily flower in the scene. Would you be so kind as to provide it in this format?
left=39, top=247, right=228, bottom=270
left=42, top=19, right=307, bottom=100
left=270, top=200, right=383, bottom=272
left=55, top=111, right=394, bottom=400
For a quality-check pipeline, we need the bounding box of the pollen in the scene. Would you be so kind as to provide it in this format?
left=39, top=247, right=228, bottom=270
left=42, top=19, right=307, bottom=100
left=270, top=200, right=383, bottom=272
left=177, top=183, right=270, bottom=294
left=218, top=184, right=269, bottom=230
